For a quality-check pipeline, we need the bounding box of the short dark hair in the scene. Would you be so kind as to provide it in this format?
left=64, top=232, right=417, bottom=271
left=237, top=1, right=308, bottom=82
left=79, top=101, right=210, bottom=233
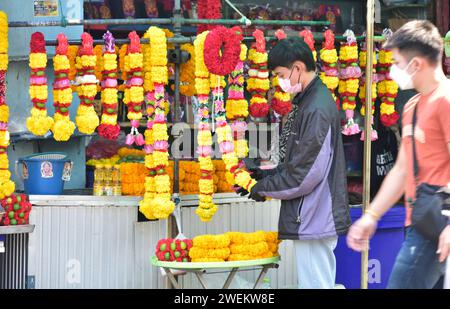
left=268, top=37, right=316, bottom=72
left=384, top=20, right=443, bottom=64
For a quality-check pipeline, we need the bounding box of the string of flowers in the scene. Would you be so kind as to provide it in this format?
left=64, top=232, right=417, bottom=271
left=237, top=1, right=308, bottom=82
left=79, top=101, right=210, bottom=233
left=378, top=29, right=399, bottom=127
left=299, top=29, right=317, bottom=62
left=123, top=31, right=145, bottom=146
left=118, top=44, right=128, bottom=91
left=93, top=44, right=103, bottom=92
left=75, top=32, right=99, bottom=134
left=140, top=27, right=174, bottom=220
left=98, top=31, right=120, bottom=140
left=197, top=0, right=222, bottom=34
left=139, top=27, right=156, bottom=220
left=51, top=33, right=75, bottom=141
left=226, top=37, right=249, bottom=160
left=194, top=31, right=217, bottom=222
left=271, top=30, right=292, bottom=118
left=67, top=45, right=78, bottom=90
left=247, top=30, right=270, bottom=120
left=339, top=30, right=362, bottom=135
left=179, top=43, right=196, bottom=97
left=26, top=32, right=54, bottom=136
left=0, top=11, right=15, bottom=200
left=319, top=30, right=339, bottom=108
left=359, top=42, right=378, bottom=141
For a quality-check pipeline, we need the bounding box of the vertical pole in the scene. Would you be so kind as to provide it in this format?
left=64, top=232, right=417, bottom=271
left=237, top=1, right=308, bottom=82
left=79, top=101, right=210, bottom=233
left=361, top=0, right=375, bottom=290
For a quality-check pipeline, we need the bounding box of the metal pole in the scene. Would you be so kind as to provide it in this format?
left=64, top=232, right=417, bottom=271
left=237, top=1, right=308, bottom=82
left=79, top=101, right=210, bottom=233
left=361, top=0, right=375, bottom=290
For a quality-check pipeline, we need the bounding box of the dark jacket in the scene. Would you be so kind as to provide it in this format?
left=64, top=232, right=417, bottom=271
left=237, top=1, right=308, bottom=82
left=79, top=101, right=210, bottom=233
left=253, top=76, right=351, bottom=240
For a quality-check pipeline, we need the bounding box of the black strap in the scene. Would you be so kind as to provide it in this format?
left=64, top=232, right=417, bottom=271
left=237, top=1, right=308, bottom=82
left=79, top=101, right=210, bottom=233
left=412, top=102, right=419, bottom=185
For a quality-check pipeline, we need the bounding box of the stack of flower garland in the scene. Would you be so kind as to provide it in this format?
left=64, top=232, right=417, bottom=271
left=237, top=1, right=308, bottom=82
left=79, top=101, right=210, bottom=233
left=339, top=30, right=362, bottom=135
left=299, top=29, right=317, bottom=62
left=179, top=43, right=196, bottom=97
left=26, top=32, right=54, bottom=136
left=75, top=32, right=99, bottom=134
left=98, top=31, right=120, bottom=140
left=319, top=30, right=339, bottom=106
left=226, top=42, right=249, bottom=159
left=377, top=30, right=399, bottom=127
left=0, top=11, right=15, bottom=200
left=189, top=234, right=231, bottom=262
left=271, top=30, right=292, bottom=117
left=359, top=43, right=378, bottom=141
left=194, top=31, right=217, bottom=222
left=227, top=231, right=273, bottom=261
left=247, top=30, right=270, bottom=120
left=51, top=33, right=76, bottom=142
left=140, top=27, right=174, bottom=220
left=123, top=31, right=145, bottom=146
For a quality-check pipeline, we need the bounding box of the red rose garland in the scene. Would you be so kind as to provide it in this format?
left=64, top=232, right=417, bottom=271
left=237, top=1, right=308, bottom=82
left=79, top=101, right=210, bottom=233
left=203, top=26, right=241, bottom=77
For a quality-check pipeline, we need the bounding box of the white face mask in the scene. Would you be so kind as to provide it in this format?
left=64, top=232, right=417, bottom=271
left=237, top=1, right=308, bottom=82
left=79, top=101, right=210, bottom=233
left=389, top=60, right=417, bottom=90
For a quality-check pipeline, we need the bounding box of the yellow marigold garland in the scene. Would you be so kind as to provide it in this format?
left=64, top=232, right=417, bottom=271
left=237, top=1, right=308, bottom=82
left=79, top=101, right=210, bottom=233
left=319, top=30, right=339, bottom=105
left=179, top=43, right=196, bottom=97
left=26, top=32, right=54, bottom=136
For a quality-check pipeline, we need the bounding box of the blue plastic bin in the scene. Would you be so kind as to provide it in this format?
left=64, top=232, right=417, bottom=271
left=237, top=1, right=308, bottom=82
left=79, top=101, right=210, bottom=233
left=334, top=205, right=405, bottom=289
left=15, top=152, right=73, bottom=195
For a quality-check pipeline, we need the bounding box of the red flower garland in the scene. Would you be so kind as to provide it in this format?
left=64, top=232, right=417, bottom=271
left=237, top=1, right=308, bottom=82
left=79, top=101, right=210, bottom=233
left=197, top=0, right=222, bottom=33
left=204, top=26, right=241, bottom=76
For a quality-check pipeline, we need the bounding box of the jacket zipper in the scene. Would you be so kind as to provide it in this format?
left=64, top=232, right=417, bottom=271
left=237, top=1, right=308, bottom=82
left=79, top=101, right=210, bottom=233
left=296, top=197, right=304, bottom=224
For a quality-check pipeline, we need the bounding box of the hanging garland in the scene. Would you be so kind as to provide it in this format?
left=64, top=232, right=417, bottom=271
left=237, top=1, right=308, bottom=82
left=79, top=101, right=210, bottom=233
left=359, top=42, right=378, bottom=141
left=140, top=27, right=174, bottom=220
left=0, top=11, right=15, bottom=200
left=67, top=45, right=78, bottom=89
left=26, top=32, right=54, bottom=136
left=123, top=31, right=145, bottom=146
left=98, top=31, right=120, bottom=140
left=248, top=30, right=270, bottom=120
left=378, top=29, right=399, bottom=127
left=75, top=32, right=99, bottom=135
left=179, top=43, right=196, bottom=97
left=194, top=31, right=217, bottom=222
left=51, top=33, right=76, bottom=141
left=204, top=26, right=241, bottom=76
left=299, top=29, right=317, bottom=62
left=226, top=38, right=249, bottom=160
left=319, top=30, right=339, bottom=108
left=271, top=30, right=292, bottom=117
left=197, top=0, right=222, bottom=34
left=339, top=30, right=361, bottom=135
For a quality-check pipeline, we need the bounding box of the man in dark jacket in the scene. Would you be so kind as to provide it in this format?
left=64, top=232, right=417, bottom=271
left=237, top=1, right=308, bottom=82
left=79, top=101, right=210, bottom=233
left=247, top=37, right=351, bottom=288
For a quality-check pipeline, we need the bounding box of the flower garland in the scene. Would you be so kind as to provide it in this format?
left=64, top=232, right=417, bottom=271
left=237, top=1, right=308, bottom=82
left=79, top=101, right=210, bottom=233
left=194, top=31, right=217, bottom=222
left=98, top=31, right=120, bottom=140
left=140, top=27, right=174, bottom=220
left=51, top=33, right=76, bottom=141
left=68, top=45, right=78, bottom=88
left=123, top=31, right=145, bottom=146
left=226, top=41, right=249, bottom=159
left=299, top=29, right=317, bottom=62
left=203, top=26, right=241, bottom=76
left=359, top=43, right=378, bottom=141
left=118, top=44, right=128, bottom=83
left=0, top=11, right=15, bottom=200
left=75, top=32, right=99, bottom=134
left=197, top=0, right=222, bottom=34
left=247, top=30, right=270, bottom=120
left=179, top=43, right=196, bottom=97
left=319, top=30, right=339, bottom=107
left=26, top=32, right=54, bottom=136
left=378, top=30, right=399, bottom=127
left=270, top=30, right=292, bottom=117
left=339, top=30, right=362, bottom=135
left=93, top=44, right=103, bottom=91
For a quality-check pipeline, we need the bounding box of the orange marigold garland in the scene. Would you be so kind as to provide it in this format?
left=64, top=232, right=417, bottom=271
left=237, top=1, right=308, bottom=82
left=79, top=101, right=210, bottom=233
left=339, top=30, right=362, bottom=135
left=75, top=32, right=100, bottom=134
left=247, top=30, right=270, bottom=120
left=378, top=29, right=399, bottom=127
left=26, top=32, right=54, bottom=136
left=98, top=31, right=120, bottom=140
left=51, top=33, right=76, bottom=141
left=0, top=11, right=15, bottom=200
left=179, top=43, right=196, bottom=97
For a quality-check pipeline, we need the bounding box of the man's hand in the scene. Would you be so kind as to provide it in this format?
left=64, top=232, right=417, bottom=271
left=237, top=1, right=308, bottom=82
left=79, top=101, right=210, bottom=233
left=249, top=186, right=266, bottom=202
left=437, top=225, right=450, bottom=263
left=232, top=185, right=249, bottom=197
left=346, top=214, right=378, bottom=252
left=242, top=158, right=267, bottom=181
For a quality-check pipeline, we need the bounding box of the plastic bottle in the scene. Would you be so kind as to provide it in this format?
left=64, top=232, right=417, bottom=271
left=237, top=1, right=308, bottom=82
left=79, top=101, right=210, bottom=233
left=112, top=165, right=122, bottom=196
left=103, top=164, right=113, bottom=196
left=93, top=164, right=105, bottom=196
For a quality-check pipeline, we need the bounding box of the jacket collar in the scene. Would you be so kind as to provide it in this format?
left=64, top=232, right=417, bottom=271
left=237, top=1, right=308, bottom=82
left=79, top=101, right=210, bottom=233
left=293, top=75, right=320, bottom=106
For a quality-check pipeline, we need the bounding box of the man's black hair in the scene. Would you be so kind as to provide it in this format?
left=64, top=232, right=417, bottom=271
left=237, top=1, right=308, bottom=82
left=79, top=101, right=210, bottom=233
left=268, top=36, right=316, bottom=72
left=384, top=20, right=443, bottom=65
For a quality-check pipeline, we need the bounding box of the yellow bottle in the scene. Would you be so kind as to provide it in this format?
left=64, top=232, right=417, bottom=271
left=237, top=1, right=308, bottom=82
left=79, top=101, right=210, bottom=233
left=93, top=164, right=105, bottom=196
left=112, top=165, right=122, bottom=196
left=103, top=164, right=113, bottom=196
